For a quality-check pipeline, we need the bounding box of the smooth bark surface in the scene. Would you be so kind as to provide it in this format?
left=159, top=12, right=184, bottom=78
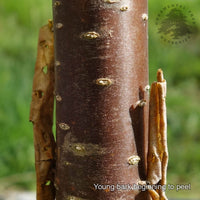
left=53, top=1, right=148, bottom=199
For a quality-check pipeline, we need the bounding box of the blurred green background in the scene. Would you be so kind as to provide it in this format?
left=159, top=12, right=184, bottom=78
left=0, top=0, right=199, bottom=199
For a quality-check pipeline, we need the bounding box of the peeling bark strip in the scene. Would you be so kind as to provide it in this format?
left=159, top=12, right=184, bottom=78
left=53, top=0, right=148, bottom=199
left=147, top=69, right=168, bottom=200
left=30, top=21, right=56, bottom=200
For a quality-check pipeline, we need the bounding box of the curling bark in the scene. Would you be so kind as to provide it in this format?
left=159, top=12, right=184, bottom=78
left=53, top=1, right=149, bottom=199
left=30, top=22, right=56, bottom=200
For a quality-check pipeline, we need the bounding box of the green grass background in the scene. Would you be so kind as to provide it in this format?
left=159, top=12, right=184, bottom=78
left=0, top=0, right=199, bottom=198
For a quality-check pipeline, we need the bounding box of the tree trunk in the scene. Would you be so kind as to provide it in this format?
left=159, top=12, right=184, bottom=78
left=53, top=1, right=149, bottom=199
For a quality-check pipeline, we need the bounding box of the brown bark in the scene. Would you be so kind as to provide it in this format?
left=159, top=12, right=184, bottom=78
left=53, top=1, right=149, bottom=199
left=30, top=21, right=56, bottom=200
left=147, top=69, right=168, bottom=200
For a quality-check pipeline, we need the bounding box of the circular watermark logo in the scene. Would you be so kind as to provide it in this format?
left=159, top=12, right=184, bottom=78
left=156, top=4, right=196, bottom=45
